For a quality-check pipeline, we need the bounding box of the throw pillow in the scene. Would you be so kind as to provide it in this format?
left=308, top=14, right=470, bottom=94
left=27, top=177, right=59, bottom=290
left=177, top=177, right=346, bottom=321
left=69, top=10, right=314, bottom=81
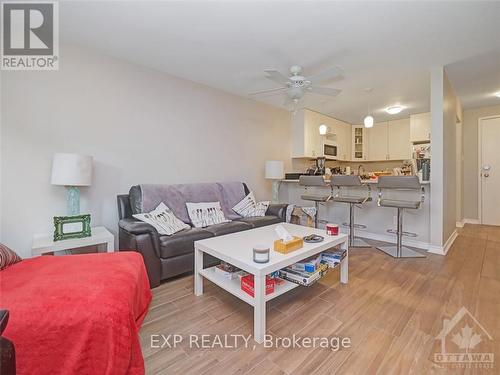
left=232, top=192, right=270, bottom=217
left=133, top=202, right=190, bottom=236
left=186, top=202, right=231, bottom=228
left=0, top=243, right=22, bottom=270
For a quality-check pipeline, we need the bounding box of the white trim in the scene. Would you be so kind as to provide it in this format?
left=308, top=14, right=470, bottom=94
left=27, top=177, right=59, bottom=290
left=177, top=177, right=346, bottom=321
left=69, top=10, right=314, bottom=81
left=478, top=115, right=500, bottom=225
left=463, top=218, right=480, bottom=225
left=343, top=227, right=458, bottom=256
left=340, top=228, right=430, bottom=251
left=428, top=229, right=458, bottom=256
left=456, top=218, right=480, bottom=227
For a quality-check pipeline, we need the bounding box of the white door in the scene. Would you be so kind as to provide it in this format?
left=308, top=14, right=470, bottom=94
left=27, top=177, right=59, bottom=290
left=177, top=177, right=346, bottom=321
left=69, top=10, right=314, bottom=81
left=480, top=117, right=500, bottom=225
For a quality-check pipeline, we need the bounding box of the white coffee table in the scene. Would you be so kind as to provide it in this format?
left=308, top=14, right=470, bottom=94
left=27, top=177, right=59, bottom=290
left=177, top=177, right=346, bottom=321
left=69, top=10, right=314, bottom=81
left=194, top=223, right=349, bottom=343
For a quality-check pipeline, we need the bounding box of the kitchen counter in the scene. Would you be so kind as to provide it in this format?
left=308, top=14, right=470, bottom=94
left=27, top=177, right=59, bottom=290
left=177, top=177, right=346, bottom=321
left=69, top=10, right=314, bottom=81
left=278, top=178, right=431, bottom=250
left=281, top=178, right=430, bottom=184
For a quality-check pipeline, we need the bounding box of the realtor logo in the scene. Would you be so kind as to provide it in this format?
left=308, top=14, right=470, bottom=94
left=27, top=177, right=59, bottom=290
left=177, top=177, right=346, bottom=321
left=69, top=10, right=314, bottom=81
left=434, top=306, right=494, bottom=369
left=1, top=1, right=58, bottom=70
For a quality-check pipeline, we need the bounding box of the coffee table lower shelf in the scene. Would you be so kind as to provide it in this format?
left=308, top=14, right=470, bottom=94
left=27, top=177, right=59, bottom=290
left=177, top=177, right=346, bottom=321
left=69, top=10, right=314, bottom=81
left=199, top=266, right=299, bottom=307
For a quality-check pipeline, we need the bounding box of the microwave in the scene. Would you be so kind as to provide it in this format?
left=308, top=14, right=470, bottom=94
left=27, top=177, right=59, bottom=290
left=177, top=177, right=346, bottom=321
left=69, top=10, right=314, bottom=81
left=322, top=140, right=338, bottom=159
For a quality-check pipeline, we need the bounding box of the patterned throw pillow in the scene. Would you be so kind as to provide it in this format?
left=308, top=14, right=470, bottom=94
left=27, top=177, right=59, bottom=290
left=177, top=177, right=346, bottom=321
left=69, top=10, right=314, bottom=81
left=133, top=202, right=190, bottom=236
left=0, top=243, right=22, bottom=270
left=232, top=192, right=270, bottom=218
left=186, top=202, right=231, bottom=228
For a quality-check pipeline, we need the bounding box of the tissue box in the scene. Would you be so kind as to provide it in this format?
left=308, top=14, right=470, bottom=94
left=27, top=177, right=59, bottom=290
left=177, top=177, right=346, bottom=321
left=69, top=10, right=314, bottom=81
left=273, top=236, right=304, bottom=254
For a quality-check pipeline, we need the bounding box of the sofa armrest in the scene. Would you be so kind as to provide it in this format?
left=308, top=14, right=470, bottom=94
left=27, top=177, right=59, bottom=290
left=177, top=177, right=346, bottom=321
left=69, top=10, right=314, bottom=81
left=119, top=218, right=162, bottom=288
left=266, top=203, right=288, bottom=221
left=119, top=218, right=158, bottom=235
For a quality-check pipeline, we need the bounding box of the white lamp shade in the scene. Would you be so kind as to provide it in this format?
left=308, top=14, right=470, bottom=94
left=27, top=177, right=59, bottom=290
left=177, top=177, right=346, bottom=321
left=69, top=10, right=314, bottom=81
left=51, top=153, right=93, bottom=186
left=265, top=160, right=284, bottom=180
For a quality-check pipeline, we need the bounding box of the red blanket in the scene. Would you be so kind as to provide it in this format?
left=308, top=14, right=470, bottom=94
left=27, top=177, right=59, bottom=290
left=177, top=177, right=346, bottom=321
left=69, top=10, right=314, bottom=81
left=0, top=251, right=151, bottom=375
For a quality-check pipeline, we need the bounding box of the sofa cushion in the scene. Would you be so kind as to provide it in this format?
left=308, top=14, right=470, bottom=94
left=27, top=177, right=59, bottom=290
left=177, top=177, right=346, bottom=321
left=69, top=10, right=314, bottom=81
left=235, top=216, right=282, bottom=228
left=159, top=228, right=214, bottom=258
left=203, top=221, right=253, bottom=236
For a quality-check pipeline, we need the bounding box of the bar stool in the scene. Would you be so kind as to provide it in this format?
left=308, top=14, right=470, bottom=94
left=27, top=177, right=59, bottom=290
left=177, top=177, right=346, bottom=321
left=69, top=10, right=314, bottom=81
left=299, top=175, right=332, bottom=228
left=331, top=175, right=371, bottom=248
left=376, top=176, right=425, bottom=258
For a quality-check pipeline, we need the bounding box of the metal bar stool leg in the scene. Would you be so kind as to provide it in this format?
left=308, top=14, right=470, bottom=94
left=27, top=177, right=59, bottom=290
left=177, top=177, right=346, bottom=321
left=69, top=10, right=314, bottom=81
left=376, top=208, right=425, bottom=258
left=314, top=201, right=319, bottom=228
left=348, top=203, right=371, bottom=248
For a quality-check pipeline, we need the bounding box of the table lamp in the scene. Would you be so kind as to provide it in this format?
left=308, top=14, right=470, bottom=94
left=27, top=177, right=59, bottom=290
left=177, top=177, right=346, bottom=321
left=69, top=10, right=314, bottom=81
left=51, top=153, right=93, bottom=216
left=265, top=160, right=284, bottom=203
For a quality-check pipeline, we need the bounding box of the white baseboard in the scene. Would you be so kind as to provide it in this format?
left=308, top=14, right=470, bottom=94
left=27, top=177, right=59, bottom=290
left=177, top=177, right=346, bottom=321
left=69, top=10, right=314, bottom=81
left=428, top=230, right=458, bottom=256
left=340, top=228, right=430, bottom=251
left=463, top=218, right=480, bottom=225
left=456, top=221, right=464, bottom=228
left=341, top=227, right=459, bottom=256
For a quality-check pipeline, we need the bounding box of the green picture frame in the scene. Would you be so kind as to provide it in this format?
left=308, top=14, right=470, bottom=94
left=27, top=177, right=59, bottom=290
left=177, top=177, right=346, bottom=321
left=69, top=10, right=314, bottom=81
left=53, top=214, right=91, bottom=241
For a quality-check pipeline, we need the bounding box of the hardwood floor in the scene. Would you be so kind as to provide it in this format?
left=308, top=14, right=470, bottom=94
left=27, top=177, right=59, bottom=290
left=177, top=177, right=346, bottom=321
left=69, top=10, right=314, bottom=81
left=140, top=224, right=500, bottom=374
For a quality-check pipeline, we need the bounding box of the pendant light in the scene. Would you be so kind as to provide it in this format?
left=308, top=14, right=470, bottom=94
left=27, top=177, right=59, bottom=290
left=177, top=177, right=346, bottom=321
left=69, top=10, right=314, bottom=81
left=363, top=88, right=374, bottom=128
left=363, top=115, right=374, bottom=128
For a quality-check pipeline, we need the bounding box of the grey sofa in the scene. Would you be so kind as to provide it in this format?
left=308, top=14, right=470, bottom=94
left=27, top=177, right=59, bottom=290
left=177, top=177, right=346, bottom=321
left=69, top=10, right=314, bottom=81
left=118, top=181, right=287, bottom=288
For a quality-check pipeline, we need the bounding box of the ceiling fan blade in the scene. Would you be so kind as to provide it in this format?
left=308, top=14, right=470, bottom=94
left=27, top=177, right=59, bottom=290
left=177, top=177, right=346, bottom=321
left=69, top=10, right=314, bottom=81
left=308, top=86, right=342, bottom=97
left=306, top=66, right=344, bottom=83
left=248, top=87, right=287, bottom=96
left=264, top=69, right=290, bottom=85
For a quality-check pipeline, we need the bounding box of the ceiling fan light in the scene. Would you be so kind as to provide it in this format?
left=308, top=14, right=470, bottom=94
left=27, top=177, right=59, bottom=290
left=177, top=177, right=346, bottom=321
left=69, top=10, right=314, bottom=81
left=364, top=115, right=374, bottom=128
left=319, top=124, right=328, bottom=135
left=385, top=105, right=404, bottom=115
left=495, top=91, right=500, bottom=98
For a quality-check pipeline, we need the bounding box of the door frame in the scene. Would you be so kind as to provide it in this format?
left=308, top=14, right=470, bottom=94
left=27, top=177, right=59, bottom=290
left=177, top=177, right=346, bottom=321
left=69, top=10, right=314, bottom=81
left=478, top=115, right=500, bottom=224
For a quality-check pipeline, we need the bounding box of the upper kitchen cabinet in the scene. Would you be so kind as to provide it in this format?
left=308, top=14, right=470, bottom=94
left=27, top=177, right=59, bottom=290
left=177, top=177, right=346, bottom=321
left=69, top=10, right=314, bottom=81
left=351, top=126, right=367, bottom=160
left=387, top=118, right=411, bottom=159
left=291, top=109, right=351, bottom=160
left=336, top=121, right=351, bottom=160
left=410, top=112, right=431, bottom=142
left=364, top=118, right=410, bottom=161
left=291, top=109, right=321, bottom=158
left=367, top=122, right=388, bottom=161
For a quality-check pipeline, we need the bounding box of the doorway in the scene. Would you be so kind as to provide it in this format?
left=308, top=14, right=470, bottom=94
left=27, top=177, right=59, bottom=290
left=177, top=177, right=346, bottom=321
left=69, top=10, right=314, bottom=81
left=479, top=116, right=500, bottom=225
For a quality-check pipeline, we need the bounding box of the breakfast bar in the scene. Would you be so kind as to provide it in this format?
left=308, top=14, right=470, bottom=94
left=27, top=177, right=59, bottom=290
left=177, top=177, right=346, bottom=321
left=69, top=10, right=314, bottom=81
left=278, top=178, right=431, bottom=250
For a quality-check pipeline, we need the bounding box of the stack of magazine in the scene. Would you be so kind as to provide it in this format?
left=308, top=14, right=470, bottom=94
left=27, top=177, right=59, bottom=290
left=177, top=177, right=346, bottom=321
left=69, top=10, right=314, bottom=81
left=278, top=249, right=347, bottom=287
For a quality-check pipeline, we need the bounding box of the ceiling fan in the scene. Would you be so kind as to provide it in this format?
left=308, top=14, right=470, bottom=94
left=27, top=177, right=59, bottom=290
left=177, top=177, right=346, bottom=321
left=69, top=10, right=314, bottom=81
left=249, top=65, right=343, bottom=110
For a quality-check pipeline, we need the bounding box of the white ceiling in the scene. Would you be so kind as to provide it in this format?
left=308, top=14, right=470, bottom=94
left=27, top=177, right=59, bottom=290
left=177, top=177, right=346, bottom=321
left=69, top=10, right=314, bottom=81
left=61, top=1, right=500, bottom=124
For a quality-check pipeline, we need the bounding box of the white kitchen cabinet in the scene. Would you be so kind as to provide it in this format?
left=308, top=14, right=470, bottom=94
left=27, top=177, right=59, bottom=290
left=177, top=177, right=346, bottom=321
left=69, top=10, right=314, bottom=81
left=291, top=109, right=322, bottom=158
left=336, top=122, right=351, bottom=160
left=410, top=112, right=431, bottom=142
left=292, top=109, right=351, bottom=160
left=351, top=126, right=367, bottom=160
left=367, top=122, right=388, bottom=161
left=363, top=119, right=410, bottom=161
left=387, top=118, right=411, bottom=159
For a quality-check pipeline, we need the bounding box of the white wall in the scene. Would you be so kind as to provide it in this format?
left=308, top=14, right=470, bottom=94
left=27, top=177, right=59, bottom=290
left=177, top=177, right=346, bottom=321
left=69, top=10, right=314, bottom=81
left=430, top=67, right=460, bottom=249
left=0, top=43, right=291, bottom=258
